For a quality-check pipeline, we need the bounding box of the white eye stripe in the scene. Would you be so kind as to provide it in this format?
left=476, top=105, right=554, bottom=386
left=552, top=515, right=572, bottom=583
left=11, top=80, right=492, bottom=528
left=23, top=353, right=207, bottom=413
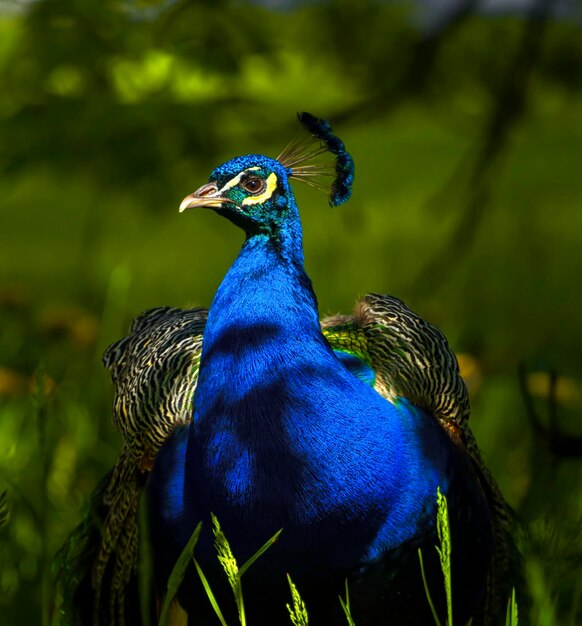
left=218, top=172, right=244, bottom=193
left=218, top=167, right=262, bottom=194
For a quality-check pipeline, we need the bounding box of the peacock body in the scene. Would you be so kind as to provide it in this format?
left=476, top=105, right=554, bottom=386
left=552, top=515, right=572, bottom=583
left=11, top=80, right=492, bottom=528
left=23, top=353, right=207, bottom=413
left=56, top=114, right=520, bottom=626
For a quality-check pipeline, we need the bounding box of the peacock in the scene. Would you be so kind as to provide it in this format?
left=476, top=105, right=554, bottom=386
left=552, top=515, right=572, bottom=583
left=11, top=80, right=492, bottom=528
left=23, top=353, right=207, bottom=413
left=55, top=113, right=521, bottom=626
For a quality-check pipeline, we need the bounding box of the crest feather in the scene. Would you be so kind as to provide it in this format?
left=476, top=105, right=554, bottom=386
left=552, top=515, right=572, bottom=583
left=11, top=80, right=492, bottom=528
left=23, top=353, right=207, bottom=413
left=277, top=112, right=354, bottom=207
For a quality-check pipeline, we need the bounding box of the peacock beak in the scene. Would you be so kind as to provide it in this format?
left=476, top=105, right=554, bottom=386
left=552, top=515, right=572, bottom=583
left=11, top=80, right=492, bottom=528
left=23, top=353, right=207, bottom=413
left=179, top=183, right=229, bottom=212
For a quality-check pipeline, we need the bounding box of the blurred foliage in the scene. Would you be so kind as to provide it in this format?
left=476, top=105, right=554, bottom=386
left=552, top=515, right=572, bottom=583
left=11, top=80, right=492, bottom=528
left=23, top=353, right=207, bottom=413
left=1, top=0, right=582, bottom=624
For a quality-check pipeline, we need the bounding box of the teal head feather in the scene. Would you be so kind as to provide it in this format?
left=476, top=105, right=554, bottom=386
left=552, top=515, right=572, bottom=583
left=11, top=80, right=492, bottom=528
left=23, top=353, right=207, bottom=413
left=180, top=154, right=297, bottom=238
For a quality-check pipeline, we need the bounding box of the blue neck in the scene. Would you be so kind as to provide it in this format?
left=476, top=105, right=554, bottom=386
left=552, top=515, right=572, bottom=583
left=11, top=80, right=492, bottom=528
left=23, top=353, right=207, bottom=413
left=193, top=231, right=325, bottom=425
left=181, top=224, right=450, bottom=564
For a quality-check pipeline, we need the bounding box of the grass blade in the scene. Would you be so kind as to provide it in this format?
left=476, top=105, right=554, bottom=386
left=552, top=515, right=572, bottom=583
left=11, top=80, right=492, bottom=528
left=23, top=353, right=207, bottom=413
left=212, top=514, right=245, bottom=626
left=158, top=522, right=203, bottom=626
left=418, top=548, right=442, bottom=626
left=194, top=558, right=229, bottom=626
left=435, top=487, right=453, bottom=626
left=338, top=579, right=356, bottom=626
left=164, top=601, right=189, bottom=626
left=286, top=574, right=309, bottom=626
left=239, top=528, right=283, bottom=577
left=505, top=587, right=519, bottom=626
left=211, top=516, right=282, bottom=626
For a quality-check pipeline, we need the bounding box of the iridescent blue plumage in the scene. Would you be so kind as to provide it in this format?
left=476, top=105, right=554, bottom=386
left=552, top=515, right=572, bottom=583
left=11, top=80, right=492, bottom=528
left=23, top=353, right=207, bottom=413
left=148, top=123, right=494, bottom=625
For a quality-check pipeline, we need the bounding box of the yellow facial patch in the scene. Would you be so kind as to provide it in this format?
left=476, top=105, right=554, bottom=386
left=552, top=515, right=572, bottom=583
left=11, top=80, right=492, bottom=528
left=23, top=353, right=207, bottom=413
left=242, top=172, right=278, bottom=206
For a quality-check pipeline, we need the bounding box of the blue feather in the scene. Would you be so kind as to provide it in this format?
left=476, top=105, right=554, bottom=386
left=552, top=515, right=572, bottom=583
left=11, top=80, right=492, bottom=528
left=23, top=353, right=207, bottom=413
left=334, top=349, right=376, bottom=386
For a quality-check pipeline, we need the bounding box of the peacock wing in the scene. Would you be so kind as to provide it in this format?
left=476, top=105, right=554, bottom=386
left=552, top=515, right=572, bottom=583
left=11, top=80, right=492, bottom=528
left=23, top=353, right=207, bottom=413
left=103, top=305, right=207, bottom=468
left=323, top=292, right=468, bottom=435
left=323, top=292, right=521, bottom=626
left=56, top=306, right=207, bottom=626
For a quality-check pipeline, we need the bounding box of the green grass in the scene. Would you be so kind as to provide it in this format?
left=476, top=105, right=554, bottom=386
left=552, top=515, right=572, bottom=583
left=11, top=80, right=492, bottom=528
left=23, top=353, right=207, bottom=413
left=419, top=490, right=522, bottom=626
left=286, top=575, right=309, bottom=626
left=151, top=491, right=528, bottom=626
left=435, top=487, right=453, bottom=626
left=418, top=548, right=442, bottom=626
left=153, top=492, right=521, bottom=626
left=212, top=515, right=246, bottom=626
left=338, top=580, right=356, bottom=626
left=417, top=489, right=454, bottom=626
left=158, top=522, right=203, bottom=626
left=506, top=588, right=519, bottom=626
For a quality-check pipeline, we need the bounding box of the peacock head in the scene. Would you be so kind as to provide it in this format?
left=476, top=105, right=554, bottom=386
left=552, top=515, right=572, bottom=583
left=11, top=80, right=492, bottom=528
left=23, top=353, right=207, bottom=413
left=179, top=155, right=297, bottom=236
left=179, top=113, right=354, bottom=238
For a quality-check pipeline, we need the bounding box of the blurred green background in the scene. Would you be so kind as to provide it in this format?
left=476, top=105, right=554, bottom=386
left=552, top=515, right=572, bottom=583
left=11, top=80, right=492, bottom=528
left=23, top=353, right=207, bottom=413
left=1, top=0, right=582, bottom=623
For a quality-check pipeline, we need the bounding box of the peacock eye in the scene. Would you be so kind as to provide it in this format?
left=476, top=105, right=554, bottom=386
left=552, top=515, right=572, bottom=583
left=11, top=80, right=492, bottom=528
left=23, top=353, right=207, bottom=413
left=241, top=177, right=266, bottom=195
